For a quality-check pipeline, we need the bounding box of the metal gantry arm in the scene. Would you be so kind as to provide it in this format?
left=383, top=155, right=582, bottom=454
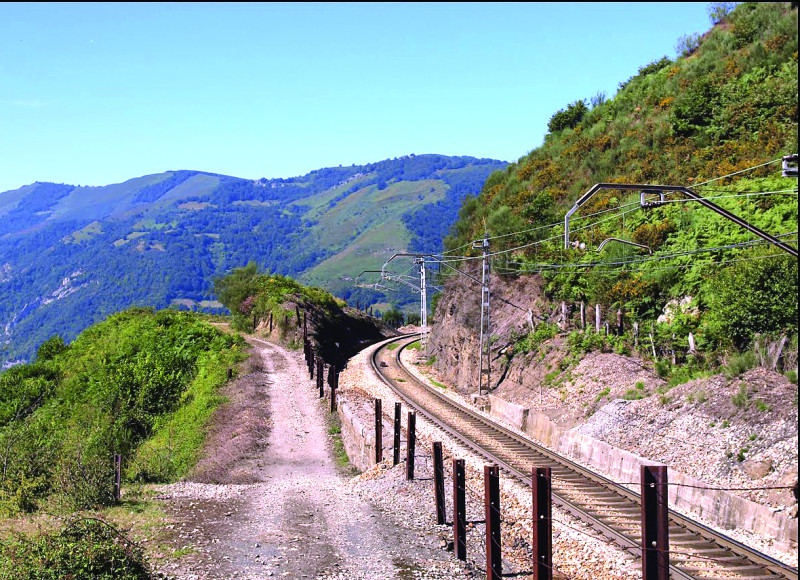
left=564, top=183, right=798, bottom=257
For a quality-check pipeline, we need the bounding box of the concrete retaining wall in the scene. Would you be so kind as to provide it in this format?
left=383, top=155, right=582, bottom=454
left=336, top=399, right=376, bottom=473
left=488, top=395, right=797, bottom=550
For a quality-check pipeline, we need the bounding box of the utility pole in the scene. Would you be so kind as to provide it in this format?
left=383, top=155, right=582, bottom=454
left=415, top=257, right=428, bottom=352
left=473, top=236, right=491, bottom=395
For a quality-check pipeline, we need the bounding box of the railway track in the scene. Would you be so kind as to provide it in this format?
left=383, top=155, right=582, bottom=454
left=371, top=335, right=798, bottom=580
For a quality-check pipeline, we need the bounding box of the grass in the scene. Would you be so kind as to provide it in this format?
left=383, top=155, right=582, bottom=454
left=430, top=378, right=448, bottom=390
left=326, top=413, right=357, bottom=474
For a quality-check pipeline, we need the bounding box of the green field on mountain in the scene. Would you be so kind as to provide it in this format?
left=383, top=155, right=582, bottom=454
left=0, top=156, right=505, bottom=366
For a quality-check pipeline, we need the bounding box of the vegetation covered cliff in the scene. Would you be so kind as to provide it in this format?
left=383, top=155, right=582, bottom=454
left=443, top=2, right=797, bottom=355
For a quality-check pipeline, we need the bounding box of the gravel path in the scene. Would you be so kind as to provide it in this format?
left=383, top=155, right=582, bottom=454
left=153, top=338, right=473, bottom=580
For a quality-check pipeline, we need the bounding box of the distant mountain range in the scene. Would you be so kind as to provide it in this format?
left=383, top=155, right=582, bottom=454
left=0, top=154, right=506, bottom=366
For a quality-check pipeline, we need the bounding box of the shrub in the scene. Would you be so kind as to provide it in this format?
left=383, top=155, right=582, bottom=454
left=547, top=100, right=588, bottom=133
left=724, top=350, right=757, bottom=378
left=35, top=335, right=68, bottom=362
left=0, top=519, right=152, bottom=580
left=706, top=250, right=798, bottom=350
left=732, top=384, right=750, bottom=408
left=515, top=323, right=559, bottom=355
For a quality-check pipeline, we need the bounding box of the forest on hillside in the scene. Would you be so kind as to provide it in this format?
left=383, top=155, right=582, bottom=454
left=0, top=155, right=504, bottom=366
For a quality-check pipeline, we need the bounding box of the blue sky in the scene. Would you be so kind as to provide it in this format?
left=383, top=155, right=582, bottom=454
left=0, top=2, right=712, bottom=193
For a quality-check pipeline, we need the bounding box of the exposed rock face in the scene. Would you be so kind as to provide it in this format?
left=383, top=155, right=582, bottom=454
left=428, top=269, right=555, bottom=397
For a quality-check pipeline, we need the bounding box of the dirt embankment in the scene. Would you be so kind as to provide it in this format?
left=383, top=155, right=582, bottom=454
left=427, top=270, right=799, bottom=517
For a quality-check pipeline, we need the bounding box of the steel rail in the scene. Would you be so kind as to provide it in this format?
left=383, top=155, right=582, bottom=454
left=370, top=335, right=798, bottom=580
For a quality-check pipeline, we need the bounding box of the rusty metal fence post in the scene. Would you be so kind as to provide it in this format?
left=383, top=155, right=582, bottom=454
left=453, top=459, right=467, bottom=561
left=484, top=464, right=502, bottom=580
left=641, top=465, right=669, bottom=580
left=375, top=399, right=383, bottom=464
left=533, top=467, right=553, bottom=580
left=433, top=442, right=446, bottom=525
left=393, top=402, right=402, bottom=466
left=406, top=411, right=416, bottom=480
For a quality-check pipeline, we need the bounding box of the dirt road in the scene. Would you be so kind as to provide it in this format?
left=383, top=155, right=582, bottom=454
left=153, top=338, right=472, bottom=579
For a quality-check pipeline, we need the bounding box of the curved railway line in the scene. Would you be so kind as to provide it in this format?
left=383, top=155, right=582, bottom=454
left=371, top=334, right=798, bottom=580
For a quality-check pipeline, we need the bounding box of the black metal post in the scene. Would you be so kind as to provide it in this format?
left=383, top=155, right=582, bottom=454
left=433, top=442, right=446, bottom=525
left=533, top=467, right=553, bottom=580
left=453, top=459, right=467, bottom=561
left=375, top=399, right=383, bottom=464
left=484, top=464, right=502, bottom=580
left=406, top=411, right=416, bottom=480
left=641, top=465, right=670, bottom=580
left=393, top=402, right=401, bottom=466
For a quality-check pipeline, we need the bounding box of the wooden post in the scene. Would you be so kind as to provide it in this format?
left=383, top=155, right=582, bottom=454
left=634, top=322, right=640, bottom=348
left=296, top=305, right=301, bottom=327
left=617, top=308, right=624, bottom=336
left=453, top=459, right=467, bottom=561
left=393, top=402, right=402, bottom=466
left=533, top=467, right=553, bottom=580
left=595, top=304, right=601, bottom=333
left=641, top=465, right=670, bottom=580
left=580, top=302, right=586, bottom=330
left=330, top=383, right=337, bottom=413
left=269, top=312, right=273, bottom=333
left=406, top=411, right=416, bottom=480
left=317, top=360, right=324, bottom=398
left=113, top=454, right=122, bottom=502
left=433, top=442, right=446, bottom=525
left=559, top=301, right=568, bottom=330
left=375, top=399, right=383, bottom=464
left=226, top=368, right=232, bottom=380
left=484, top=464, right=502, bottom=580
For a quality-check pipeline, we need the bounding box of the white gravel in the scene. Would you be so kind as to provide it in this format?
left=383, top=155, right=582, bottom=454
left=339, top=337, right=642, bottom=580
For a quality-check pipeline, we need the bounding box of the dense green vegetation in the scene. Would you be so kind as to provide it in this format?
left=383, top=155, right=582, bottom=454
left=0, top=309, right=245, bottom=514
left=214, top=262, right=343, bottom=334
left=0, top=155, right=504, bottom=367
left=445, top=2, right=798, bottom=358
left=0, top=519, right=151, bottom=580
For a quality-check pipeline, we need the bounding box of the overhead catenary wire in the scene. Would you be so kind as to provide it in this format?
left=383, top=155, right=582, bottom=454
left=495, top=231, right=798, bottom=273
left=438, top=156, right=794, bottom=261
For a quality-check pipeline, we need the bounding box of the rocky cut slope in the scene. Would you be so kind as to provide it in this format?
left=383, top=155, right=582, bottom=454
left=426, top=267, right=798, bottom=556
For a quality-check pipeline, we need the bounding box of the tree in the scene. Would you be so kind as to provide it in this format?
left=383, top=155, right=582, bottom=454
left=547, top=100, right=588, bottom=134
left=382, top=307, right=404, bottom=329
left=705, top=250, right=798, bottom=349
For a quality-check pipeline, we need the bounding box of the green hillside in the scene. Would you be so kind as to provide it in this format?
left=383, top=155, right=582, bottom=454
left=444, top=2, right=798, bottom=352
left=0, top=156, right=505, bottom=366
left=0, top=309, right=246, bottom=514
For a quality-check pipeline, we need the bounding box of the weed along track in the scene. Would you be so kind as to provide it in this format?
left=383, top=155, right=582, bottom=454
left=372, top=335, right=799, bottom=580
